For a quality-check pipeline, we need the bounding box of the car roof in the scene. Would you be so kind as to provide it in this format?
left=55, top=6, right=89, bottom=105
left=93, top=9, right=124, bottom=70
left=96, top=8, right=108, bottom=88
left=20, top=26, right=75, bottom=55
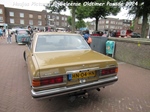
left=17, top=29, right=28, bottom=31
left=35, top=32, right=80, bottom=36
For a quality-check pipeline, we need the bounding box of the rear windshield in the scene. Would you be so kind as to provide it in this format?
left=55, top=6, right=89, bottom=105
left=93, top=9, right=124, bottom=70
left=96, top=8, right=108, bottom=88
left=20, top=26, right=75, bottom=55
left=18, top=30, right=28, bottom=34
left=35, top=34, right=90, bottom=52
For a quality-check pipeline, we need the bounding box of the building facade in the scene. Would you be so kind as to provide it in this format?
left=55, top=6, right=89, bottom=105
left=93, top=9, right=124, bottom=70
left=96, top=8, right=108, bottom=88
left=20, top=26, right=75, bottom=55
left=133, top=17, right=150, bottom=35
left=0, top=4, right=69, bottom=30
left=88, top=17, right=131, bottom=31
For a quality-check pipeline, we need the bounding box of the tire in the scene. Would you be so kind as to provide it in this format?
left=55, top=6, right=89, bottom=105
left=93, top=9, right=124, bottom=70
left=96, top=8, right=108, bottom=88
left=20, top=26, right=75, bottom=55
left=23, top=51, right=26, bottom=61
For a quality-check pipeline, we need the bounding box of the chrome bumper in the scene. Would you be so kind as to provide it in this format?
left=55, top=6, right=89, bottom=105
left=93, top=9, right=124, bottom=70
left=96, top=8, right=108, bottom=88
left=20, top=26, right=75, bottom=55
left=31, top=76, right=118, bottom=99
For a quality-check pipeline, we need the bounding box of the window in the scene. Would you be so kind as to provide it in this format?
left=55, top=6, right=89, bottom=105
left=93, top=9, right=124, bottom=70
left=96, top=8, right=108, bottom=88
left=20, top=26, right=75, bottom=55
left=105, top=25, right=109, bottom=29
left=65, top=22, right=67, bottom=26
left=29, top=14, right=33, bottom=18
left=29, top=20, right=33, bottom=25
left=38, top=21, right=42, bottom=25
left=138, top=17, right=143, bottom=24
left=52, top=15, right=55, bottom=19
left=50, top=21, right=55, bottom=26
left=9, top=12, right=14, bottom=16
left=20, top=19, right=24, bottom=24
left=62, top=17, right=64, bottom=20
left=35, top=35, right=90, bottom=52
left=56, top=21, right=59, bottom=26
left=110, top=26, right=115, bottom=29
left=0, top=16, right=3, bottom=22
left=110, top=21, right=115, bottom=24
left=56, top=16, right=59, bottom=20
left=61, top=22, right=64, bottom=26
left=47, top=15, right=50, bottom=19
left=118, top=22, right=123, bottom=25
left=106, top=20, right=109, bottom=24
left=99, top=26, right=104, bottom=29
left=10, top=18, right=14, bottom=23
left=38, top=15, right=41, bottom=19
left=65, top=17, right=67, bottom=21
left=0, top=9, right=2, bottom=14
left=20, top=13, right=24, bottom=18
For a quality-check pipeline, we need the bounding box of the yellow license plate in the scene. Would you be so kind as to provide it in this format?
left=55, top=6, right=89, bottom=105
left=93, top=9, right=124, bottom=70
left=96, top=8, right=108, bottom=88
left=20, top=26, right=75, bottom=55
left=72, top=71, right=96, bottom=80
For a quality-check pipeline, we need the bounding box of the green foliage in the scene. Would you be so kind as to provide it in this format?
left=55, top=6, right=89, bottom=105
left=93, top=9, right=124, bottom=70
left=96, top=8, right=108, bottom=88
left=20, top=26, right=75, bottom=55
left=76, top=20, right=86, bottom=29
left=45, top=0, right=121, bottom=31
left=122, top=0, right=150, bottom=38
left=75, top=0, right=121, bottom=30
left=67, top=16, right=72, bottom=26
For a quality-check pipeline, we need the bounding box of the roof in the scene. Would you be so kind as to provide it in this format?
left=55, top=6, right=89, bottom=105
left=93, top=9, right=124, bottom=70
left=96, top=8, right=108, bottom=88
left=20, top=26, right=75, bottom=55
left=35, top=32, right=80, bottom=36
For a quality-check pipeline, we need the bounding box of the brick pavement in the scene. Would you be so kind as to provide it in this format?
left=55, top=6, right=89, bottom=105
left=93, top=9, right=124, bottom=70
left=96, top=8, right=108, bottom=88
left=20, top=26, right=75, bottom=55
left=0, top=37, right=150, bottom=112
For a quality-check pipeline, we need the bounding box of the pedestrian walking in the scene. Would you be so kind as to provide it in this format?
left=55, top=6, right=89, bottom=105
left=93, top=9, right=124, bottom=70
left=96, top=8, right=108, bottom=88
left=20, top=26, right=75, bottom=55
left=2, top=27, right=6, bottom=39
left=0, top=27, right=3, bottom=39
left=7, top=30, right=13, bottom=44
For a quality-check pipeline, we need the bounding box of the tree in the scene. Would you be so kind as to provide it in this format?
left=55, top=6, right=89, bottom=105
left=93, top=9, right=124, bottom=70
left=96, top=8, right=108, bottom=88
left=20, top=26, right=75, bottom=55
left=123, top=0, right=150, bottom=38
left=45, top=0, right=90, bottom=33
left=67, top=16, right=72, bottom=26
left=46, top=0, right=121, bottom=32
left=75, top=0, right=121, bottom=30
left=76, top=20, right=86, bottom=29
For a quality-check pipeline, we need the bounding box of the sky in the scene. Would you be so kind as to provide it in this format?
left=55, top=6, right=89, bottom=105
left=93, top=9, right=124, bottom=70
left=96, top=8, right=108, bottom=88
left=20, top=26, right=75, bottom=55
left=1, top=0, right=133, bottom=21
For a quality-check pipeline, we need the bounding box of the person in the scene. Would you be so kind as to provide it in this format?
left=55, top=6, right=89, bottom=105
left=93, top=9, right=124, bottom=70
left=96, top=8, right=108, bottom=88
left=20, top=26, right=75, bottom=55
left=2, top=27, right=6, bottom=39
left=0, top=27, right=3, bottom=39
left=27, top=26, right=33, bottom=36
left=83, top=30, right=91, bottom=46
left=7, top=30, right=13, bottom=44
left=102, top=31, right=108, bottom=37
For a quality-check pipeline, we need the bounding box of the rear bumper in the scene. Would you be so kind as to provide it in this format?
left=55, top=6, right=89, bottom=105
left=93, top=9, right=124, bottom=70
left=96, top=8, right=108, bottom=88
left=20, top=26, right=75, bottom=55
left=31, top=76, right=118, bottom=99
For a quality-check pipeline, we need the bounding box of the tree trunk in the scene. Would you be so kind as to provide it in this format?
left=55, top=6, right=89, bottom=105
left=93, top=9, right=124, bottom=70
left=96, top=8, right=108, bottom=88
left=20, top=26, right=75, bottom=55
left=95, top=17, right=99, bottom=31
left=71, top=6, right=76, bottom=33
left=141, top=8, right=148, bottom=38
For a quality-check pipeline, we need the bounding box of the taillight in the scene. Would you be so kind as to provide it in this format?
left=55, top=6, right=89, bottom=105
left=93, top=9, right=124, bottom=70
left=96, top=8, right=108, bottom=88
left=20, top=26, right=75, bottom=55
left=32, top=76, right=63, bottom=87
left=101, top=67, right=118, bottom=75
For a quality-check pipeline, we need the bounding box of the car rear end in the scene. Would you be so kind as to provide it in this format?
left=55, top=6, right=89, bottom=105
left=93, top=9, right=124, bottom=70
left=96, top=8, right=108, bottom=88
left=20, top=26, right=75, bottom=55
left=17, top=30, right=30, bottom=44
left=31, top=51, right=118, bottom=99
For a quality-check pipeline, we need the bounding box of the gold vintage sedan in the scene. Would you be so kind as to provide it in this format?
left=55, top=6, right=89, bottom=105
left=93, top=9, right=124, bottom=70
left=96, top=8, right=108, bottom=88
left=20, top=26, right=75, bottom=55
left=23, top=32, right=118, bottom=99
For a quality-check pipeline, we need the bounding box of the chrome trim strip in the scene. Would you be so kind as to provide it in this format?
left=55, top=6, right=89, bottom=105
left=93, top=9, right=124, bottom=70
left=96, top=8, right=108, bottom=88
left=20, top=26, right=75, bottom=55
left=31, top=76, right=118, bottom=99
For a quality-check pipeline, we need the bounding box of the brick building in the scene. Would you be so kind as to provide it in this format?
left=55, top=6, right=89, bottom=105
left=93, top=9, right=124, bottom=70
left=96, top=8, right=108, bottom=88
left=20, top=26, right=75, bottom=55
left=133, top=17, right=150, bottom=35
left=0, top=4, right=69, bottom=30
left=88, top=17, right=131, bottom=31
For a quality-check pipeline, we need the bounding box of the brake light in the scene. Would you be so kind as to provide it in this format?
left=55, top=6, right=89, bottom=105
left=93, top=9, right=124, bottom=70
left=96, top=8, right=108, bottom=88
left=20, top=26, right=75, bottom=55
left=101, top=67, right=118, bottom=75
left=32, top=76, right=63, bottom=87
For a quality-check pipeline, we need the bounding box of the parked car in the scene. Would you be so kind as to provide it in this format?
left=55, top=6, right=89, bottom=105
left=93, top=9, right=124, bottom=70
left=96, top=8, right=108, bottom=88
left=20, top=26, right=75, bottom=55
left=15, top=29, right=30, bottom=44
left=130, top=32, right=141, bottom=38
left=116, top=30, right=132, bottom=37
left=23, top=32, right=118, bottom=99
left=91, top=31, right=104, bottom=36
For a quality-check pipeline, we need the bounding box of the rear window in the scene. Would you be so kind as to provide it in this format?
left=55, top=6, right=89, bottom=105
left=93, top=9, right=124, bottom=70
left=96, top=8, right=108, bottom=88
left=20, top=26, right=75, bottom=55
left=35, top=34, right=90, bottom=52
left=18, top=30, right=28, bottom=34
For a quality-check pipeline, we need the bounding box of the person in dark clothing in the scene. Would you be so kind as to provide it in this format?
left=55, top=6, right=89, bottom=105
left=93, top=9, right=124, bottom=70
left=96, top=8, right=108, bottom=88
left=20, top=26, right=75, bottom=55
left=27, top=26, right=33, bottom=36
left=83, top=30, right=91, bottom=46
